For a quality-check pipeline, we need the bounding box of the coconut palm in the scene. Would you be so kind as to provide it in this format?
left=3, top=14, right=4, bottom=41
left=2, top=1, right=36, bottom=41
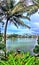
left=0, top=0, right=39, bottom=58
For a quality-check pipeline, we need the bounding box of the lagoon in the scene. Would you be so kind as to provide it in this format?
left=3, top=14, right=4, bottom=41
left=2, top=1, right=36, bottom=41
left=6, top=38, right=37, bottom=55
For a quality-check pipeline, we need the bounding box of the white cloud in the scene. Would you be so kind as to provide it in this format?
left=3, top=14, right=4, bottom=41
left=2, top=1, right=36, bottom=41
left=34, top=22, right=39, bottom=27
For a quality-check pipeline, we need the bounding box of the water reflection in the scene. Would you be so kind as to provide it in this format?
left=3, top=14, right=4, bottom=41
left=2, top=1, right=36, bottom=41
left=6, top=38, right=37, bottom=55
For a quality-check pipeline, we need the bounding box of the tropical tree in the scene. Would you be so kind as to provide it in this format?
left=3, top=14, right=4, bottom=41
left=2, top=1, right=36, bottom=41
left=0, top=0, right=39, bottom=58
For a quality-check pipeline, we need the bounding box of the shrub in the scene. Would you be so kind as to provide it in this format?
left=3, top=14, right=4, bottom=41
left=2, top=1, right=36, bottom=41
left=0, top=51, right=36, bottom=65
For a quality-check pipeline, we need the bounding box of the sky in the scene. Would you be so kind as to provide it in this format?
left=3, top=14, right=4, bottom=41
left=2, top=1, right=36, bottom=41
left=0, top=0, right=39, bottom=35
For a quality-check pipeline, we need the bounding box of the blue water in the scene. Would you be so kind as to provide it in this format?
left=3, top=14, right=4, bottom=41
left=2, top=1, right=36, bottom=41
left=6, top=38, right=37, bottom=55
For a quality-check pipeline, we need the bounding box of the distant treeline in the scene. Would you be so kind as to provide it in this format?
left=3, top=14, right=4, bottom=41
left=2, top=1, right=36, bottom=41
left=0, top=33, right=37, bottom=39
left=7, top=34, right=37, bottom=38
left=8, top=34, right=19, bottom=38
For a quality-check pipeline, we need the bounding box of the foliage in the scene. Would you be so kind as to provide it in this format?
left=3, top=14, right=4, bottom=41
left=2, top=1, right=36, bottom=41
left=32, top=0, right=39, bottom=5
left=0, top=51, right=39, bottom=65
left=0, top=43, right=5, bottom=50
left=0, top=32, right=2, bottom=41
left=0, top=0, right=39, bottom=28
left=33, top=36, right=39, bottom=55
left=33, top=45, right=39, bottom=54
left=8, top=34, right=18, bottom=38
left=0, top=36, right=2, bottom=41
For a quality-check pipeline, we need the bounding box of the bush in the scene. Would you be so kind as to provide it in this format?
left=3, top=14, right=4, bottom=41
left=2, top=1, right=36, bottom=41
left=33, top=36, right=39, bottom=56
left=33, top=45, right=39, bottom=54
left=0, top=43, right=5, bottom=50
left=0, top=51, right=38, bottom=65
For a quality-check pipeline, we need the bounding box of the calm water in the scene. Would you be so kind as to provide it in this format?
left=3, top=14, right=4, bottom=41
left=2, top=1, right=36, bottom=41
left=6, top=38, right=37, bottom=55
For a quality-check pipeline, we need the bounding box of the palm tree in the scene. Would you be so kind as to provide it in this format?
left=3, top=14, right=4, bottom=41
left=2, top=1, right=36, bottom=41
left=4, top=1, right=31, bottom=58
left=0, top=0, right=39, bottom=58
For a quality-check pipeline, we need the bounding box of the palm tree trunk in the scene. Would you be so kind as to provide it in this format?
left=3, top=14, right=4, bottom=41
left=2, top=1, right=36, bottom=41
left=4, top=19, right=8, bottom=58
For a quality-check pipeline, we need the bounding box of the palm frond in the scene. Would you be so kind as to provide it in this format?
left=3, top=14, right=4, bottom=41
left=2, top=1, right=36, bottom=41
left=11, top=4, right=38, bottom=17
left=11, top=4, right=38, bottom=15
left=27, top=7, right=38, bottom=16
left=1, top=1, right=38, bottom=16
left=19, top=16, right=30, bottom=21
left=32, top=0, right=39, bottom=7
left=12, top=19, right=18, bottom=28
left=13, top=17, right=30, bottom=29
left=11, top=1, right=29, bottom=14
left=14, top=14, right=30, bottom=21
left=22, top=16, right=30, bottom=21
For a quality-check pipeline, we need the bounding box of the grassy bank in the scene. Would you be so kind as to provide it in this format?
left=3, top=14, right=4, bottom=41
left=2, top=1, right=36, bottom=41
left=0, top=51, right=39, bottom=65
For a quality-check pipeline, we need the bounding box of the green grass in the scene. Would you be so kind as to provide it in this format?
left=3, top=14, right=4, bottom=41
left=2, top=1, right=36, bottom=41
left=0, top=51, right=39, bottom=65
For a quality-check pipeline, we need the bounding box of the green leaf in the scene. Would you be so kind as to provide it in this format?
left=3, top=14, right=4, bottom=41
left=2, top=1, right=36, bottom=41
left=0, top=61, right=6, bottom=65
left=25, top=56, right=35, bottom=65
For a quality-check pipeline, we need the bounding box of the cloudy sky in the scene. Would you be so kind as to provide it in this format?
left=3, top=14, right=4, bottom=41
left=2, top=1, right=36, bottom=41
left=1, top=0, right=39, bottom=35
